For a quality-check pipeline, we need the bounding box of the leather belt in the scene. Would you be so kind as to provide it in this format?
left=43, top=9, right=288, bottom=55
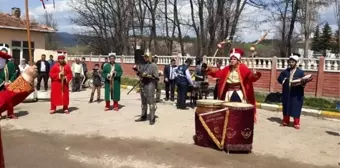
left=226, top=83, right=241, bottom=91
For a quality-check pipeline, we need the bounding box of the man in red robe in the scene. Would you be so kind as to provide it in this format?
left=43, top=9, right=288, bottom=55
left=0, top=51, right=19, bottom=119
left=49, top=53, right=73, bottom=114
left=206, top=48, right=261, bottom=122
left=0, top=61, right=38, bottom=168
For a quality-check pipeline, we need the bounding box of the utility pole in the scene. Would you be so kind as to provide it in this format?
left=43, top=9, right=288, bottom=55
left=303, top=0, right=310, bottom=58
left=25, top=0, right=33, bottom=65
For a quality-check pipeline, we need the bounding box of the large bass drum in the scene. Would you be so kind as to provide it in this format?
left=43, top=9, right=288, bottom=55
left=223, top=102, right=254, bottom=153
left=194, top=100, right=226, bottom=150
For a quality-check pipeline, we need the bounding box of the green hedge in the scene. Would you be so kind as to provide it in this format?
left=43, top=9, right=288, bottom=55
left=255, top=93, right=339, bottom=112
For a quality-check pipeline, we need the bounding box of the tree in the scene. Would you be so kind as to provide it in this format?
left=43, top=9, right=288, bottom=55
left=40, top=11, right=59, bottom=50
left=69, top=0, right=133, bottom=54
left=311, top=25, right=321, bottom=51
left=299, top=0, right=329, bottom=57
left=319, top=22, right=333, bottom=55
left=333, top=0, right=340, bottom=54
left=331, top=29, right=339, bottom=53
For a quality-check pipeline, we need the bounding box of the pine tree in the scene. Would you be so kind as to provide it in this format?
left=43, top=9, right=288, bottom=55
left=311, top=25, right=320, bottom=52
left=331, top=30, right=339, bottom=54
left=319, top=22, right=333, bottom=55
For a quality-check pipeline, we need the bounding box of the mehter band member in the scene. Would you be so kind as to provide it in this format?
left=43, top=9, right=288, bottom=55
left=102, top=54, right=123, bottom=111
left=134, top=50, right=159, bottom=125
left=49, top=52, right=73, bottom=114
left=0, top=65, right=38, bottom=168
left=0, top=51, right=19, bottom=119
left=206, top=48, right=261, bottom=122
left=277, top=53, right=312, bottom=129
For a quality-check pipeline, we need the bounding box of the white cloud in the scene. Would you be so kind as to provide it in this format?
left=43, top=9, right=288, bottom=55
left=29, top=0, right=72, bottom=18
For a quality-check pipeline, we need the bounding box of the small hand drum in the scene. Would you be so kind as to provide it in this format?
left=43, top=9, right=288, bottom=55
left=291, top=74, right=313, bottom=86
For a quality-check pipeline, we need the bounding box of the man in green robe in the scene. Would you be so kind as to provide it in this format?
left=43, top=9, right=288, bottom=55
left=0, top=50, right=17, bottom=91
left=102, top=54, right=123, bottom=111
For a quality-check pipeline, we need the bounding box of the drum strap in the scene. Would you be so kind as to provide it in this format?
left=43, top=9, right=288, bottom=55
left=198, top=108, right=229, bottom=149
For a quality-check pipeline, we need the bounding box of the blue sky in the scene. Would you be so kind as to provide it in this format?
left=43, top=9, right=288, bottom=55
left=0, top=0, right=338, bottom=42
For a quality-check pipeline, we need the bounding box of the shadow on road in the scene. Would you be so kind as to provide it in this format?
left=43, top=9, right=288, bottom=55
left=325, top=131, right=340, bottom=136
left=68, top=107, right=79, bottom=113
left=133, top=114, right=159, bottom=120
left=267, top=117, right=282, bottom=125
left=16, top=111, right=29, bottom=118
left=1, top=111, right=29, bottom=119
left=53, top=107, right=79, bottom=114
left=118, top=104, right=125, bottom=109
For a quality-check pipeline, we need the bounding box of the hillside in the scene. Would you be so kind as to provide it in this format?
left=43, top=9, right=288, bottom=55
left=55, top=32, right=78, bottom=47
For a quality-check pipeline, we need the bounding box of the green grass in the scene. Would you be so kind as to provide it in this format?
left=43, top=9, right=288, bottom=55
left=255, top=92, right=339, bottom=112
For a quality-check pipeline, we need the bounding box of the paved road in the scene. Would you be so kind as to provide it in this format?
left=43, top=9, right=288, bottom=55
left=1, top=89, right=339, bottom=168
left=2, top=129, right=335, bottom=168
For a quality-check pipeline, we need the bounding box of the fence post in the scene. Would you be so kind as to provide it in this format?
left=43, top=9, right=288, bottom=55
left=89, top=52, right=92, bottom=62
left=120, top=55, right=124, bottom=64
left=203, top=55, right=207, bottom=64
left=176, top=52, right=181, bottom=65
left=315, top=56, right=325, bottom=97
left=269, top=56, right=277, bottom=93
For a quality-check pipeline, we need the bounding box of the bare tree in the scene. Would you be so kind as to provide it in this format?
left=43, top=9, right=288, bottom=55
left=141, top=0, right=160, bottom=52
left=69, top=0, right=133, bottom=54
left=40, top=11, right=59, bottom=50
left=299, top=0, right=329, bottom=57
left=334, top=0, right=340, bottom=54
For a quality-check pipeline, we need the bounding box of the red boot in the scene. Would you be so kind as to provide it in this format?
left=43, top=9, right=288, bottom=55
left=50, top=104, right=56, bottom=114
left=7, top=105, right=17, bottom=119
left=105, top=101, right=110, bottom=111
left=294, top=118, right=300, bottom=129
left=282, top=116, right=290, bottom=126
left=63, top=105, right=69, bottom=114
left=113, top=101, right=119, bottom=111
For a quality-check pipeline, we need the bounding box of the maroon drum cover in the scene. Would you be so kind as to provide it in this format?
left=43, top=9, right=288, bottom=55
left=223, top=102, right=254, bottom=152
left=194, top=100, right=226, bottom=150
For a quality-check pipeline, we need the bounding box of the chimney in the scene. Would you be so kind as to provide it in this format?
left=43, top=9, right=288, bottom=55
left=11, top=7, right=21, bottom=18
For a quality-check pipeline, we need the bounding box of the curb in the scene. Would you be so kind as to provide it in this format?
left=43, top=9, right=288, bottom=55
left=121, top=84, right=340, bottom=120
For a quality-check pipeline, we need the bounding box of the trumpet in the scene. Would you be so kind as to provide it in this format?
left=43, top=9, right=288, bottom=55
left=60, top=66, right=65, bottom=93
left=108, top=65, right=115, bottom=91
left=108, top=65, right=115, bottom=80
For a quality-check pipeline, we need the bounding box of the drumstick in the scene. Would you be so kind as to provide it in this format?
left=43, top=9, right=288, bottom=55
left=212, top=36, right=232, bottom=58
left=253, top=31, right=269, bottom=46
left=209, top=37, right=232, bottom=67
left=250, top=31, right=269, bottom=72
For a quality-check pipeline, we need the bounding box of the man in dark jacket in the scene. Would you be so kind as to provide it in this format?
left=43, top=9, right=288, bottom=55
left=163, top=58, right=177, bottom=101
left=35, top=54, right=50, bottom=91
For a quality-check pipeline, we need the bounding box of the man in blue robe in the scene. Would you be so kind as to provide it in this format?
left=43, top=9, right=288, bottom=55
left=277, top=53, right=312, bottom=129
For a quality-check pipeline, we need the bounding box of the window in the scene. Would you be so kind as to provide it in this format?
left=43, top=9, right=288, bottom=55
left=11, top=41, right=21, bottom=47
left=11, top=49, right=21, bottom=65
left=23, top=41, right=34, bottom=48
left=23, top=49, right=35, bottom=63
left=22, top=41, right=35, bottom=63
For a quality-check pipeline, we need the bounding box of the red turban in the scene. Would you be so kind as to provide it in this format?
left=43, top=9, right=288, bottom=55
left=0, top=51, right=11, bottom=60
left=229, top=48, right=244, bottom=60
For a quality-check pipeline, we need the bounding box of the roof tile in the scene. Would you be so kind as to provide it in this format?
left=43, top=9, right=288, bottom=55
left=0, top=13, right=55, bottom=32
